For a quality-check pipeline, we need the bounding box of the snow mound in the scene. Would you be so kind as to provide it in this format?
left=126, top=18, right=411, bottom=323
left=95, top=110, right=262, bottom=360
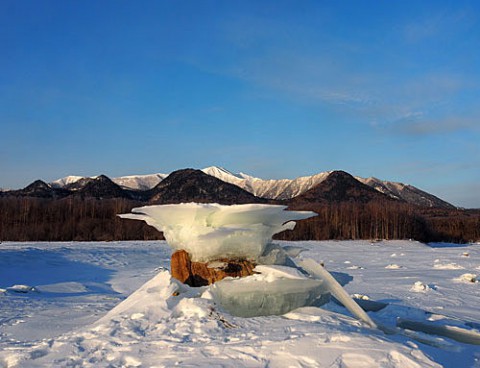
left=119, top=203, right=317, bottom=262
left=453, top=273, right=478, bottom=283
left=352, top=293, right=370, bottom=300
left=410, top=281, right=434, bottom=293
left=433, top=261, right=464, bottom=270
left=6, top=284, right=37, bottom=293
left=97, top=270, right=176, bottom=324
left=346, top=265, right=364, bottom=270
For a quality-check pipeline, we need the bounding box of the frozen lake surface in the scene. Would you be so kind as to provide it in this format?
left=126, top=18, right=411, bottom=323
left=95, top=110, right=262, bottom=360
left=1, top=240, right=479, bottom=367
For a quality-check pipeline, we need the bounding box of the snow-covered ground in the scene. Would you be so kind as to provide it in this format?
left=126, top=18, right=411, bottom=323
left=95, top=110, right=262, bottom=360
left=0, top=240, right=479, bottom=367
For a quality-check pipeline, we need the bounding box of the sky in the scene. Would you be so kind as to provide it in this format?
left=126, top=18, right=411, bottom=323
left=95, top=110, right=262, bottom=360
left=0, top=0, right=479, bottom=208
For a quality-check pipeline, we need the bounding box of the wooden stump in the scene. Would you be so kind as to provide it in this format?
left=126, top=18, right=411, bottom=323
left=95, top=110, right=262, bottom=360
left=171, top=250, right=256, bottom=287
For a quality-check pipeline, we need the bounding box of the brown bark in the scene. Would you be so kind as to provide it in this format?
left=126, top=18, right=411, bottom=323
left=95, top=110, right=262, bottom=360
left=171, top=250, right=256, bottom=287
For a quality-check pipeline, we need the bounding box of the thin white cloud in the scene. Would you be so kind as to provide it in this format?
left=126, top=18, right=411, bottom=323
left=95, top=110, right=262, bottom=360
left=387, top=114, right=480, bottom=136
left=403, top=10, right=473, bottom=43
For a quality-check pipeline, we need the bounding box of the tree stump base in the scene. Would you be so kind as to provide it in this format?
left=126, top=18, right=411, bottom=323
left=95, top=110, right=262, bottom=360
left=171, top=250, right=256, bottom=287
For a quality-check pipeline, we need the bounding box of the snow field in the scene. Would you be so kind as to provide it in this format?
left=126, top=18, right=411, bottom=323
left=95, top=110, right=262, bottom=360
left=0, top=240, right=479, bottom=367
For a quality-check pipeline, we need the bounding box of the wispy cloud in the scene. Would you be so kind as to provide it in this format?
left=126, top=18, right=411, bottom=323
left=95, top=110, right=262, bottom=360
left=228, top=33, right=475, bottom=129
left=403, top=10, right=473, bottom=43
left=181, top=9, right=480, bottom=140
left=248, top=62, right=480, bottom=137
left=223, top=46, right=377, bottom=108
left=371, top=109, right=480, bottom=137
left=393, top=116, right=479, bottom=136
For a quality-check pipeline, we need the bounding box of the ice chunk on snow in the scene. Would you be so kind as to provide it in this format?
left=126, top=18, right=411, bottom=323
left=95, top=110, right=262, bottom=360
left=257, top=243, right=296, bottom=266
left=119, top=203, right=316, bottom=262
left=282, top=245, right=307, bottom=258
left=35, top=282, right=87, bottom=293
left=6, top=284, right=36, bottom=293
left=210, top=265, right=329, bottom=317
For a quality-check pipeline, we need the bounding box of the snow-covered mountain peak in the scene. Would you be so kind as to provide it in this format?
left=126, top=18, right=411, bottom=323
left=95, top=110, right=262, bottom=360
left=201, top=166, right=244, bottom=180
left=113, top=173, right=168, bottom=190
left=238, top=172, right=255, bottom=180
left=362, top=177, right=381, bottom=184
left=51, top=175, right=85, bottom=188
left=200, top=168, right=333, bottom=200
left=355, top=176, right=453, bottom=208
left=51, top=173, right=168, bottom=191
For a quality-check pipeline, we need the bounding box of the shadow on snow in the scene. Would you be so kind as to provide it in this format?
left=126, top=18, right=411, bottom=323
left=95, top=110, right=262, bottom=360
left=0, top=248, right=117, bottom=297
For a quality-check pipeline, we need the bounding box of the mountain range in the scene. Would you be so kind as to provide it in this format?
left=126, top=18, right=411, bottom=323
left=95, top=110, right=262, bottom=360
left=1, top=166, right=454, bottom=209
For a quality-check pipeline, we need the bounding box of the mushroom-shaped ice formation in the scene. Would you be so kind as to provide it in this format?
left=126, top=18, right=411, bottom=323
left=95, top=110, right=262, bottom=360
left=119, top=203, right=317, bottom=262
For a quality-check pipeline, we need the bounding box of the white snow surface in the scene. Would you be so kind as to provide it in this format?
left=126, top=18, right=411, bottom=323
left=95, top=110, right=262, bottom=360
left=1, top=240, right=480, bottom=367
left=118, top=203, right=317, bottom=262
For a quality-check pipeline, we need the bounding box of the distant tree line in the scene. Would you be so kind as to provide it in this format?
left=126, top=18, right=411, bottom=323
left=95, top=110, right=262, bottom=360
left=278, top=202, right=430, bottom=242
left=419, top=207, right=480, bottom=243
left=279, top=202, right=480, bottom=243
left=0, top=197, right=478, bottom=243
left=0, top=197, right=162, bottom=241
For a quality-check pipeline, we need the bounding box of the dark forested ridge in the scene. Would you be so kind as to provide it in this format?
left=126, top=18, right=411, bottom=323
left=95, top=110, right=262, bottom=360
left=1, top=169, right=478, bottom=243
left=289, top=171, right=396, bottom=204
left=147, top=169, right=267, bottom=205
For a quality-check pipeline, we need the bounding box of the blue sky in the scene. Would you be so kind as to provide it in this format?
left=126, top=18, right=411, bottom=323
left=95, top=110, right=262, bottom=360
left=1, top=1, right=479, bottom=207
